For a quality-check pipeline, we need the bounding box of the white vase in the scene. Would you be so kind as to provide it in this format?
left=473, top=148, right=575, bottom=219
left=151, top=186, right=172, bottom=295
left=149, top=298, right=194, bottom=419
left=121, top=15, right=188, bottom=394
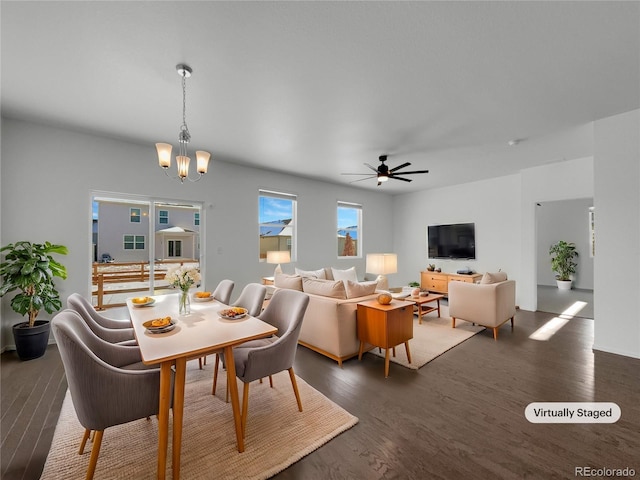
left=556, top=280, right=572, bottom=290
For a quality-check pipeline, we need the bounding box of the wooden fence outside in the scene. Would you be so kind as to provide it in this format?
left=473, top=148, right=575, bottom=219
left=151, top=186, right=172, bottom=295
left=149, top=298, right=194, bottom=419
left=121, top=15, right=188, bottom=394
left=92, top=259, right=199, bottom=310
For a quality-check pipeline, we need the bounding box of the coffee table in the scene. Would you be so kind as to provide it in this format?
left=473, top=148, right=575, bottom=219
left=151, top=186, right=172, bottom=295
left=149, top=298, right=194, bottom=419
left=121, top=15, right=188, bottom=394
left=409, top=293, right=444, bottom=324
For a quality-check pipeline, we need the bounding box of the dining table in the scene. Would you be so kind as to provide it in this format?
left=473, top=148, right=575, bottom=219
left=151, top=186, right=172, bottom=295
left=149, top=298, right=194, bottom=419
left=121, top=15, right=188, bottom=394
left=127, top=293, right=277, bottom=480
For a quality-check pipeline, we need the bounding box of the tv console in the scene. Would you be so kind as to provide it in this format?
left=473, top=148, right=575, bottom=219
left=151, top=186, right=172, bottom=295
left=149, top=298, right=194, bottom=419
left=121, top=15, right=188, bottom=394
left=420, top=271, right=483, bottom=296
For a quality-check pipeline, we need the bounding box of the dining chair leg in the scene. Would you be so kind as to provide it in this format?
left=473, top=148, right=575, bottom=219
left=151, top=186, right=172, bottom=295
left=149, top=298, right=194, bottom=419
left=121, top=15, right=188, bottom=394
left=79, top=428, right=91, bottom=455
left=288, top=367, right=303, bottom=412
left=269, top=375, right=274, bottom=388
left=86, top=429, right=104, bottom=480
left=241, top=382, right=250, bottom=438
left=225, top=381, right=229, bottom=403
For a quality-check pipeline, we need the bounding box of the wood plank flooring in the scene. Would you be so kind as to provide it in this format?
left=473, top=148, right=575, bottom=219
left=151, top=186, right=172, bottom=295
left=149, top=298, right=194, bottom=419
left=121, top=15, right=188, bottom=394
left=2, top=309, right=639, bottom=479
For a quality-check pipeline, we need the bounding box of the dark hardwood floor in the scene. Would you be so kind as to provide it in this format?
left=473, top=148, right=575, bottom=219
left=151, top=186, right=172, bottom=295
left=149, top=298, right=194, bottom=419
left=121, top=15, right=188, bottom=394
left=2, top=309, right=639, bottom=479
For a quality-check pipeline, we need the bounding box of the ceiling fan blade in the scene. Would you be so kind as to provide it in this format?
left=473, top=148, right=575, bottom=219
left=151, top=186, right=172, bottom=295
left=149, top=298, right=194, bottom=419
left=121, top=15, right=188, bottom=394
left=389, top=176, right=413, bottom=182
left=349, top=175, right=378, bottom=184
left=389, top=162, right=411, bottom=173
left=364, top=163, right=379, bottom=173
left=391, top=169, right=429, bottom=175
left=341, top=172, right=376, bottom=176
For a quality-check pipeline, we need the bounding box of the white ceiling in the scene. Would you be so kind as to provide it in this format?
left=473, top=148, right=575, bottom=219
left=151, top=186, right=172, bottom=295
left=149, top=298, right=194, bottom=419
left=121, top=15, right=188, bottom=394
left=2, top=1, right=638, bottom=194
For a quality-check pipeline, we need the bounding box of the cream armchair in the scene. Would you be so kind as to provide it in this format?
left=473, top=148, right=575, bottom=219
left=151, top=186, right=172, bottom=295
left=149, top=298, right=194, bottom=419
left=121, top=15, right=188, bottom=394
left=448, top=278, right=516, bottom=340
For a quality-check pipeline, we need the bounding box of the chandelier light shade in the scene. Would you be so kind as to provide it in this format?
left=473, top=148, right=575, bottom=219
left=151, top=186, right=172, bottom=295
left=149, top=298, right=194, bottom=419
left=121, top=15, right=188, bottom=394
left=156, top=64, right=211, bottom=183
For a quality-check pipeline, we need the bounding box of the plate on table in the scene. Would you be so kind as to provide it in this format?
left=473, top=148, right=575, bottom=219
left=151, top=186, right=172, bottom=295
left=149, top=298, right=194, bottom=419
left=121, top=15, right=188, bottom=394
left=218, top=307, right=248, bottom=320
left=193, top=292, right=214, bottom=302
left=131, top=296, right=156, bottom=307
left=143, top=317, right=176, bottom=334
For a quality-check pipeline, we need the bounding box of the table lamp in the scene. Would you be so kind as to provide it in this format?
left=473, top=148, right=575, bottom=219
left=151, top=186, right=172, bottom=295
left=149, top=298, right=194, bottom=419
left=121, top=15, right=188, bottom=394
left=366, top=253, right=397, bottom=291
left=266, top=250, right=291, bottom=275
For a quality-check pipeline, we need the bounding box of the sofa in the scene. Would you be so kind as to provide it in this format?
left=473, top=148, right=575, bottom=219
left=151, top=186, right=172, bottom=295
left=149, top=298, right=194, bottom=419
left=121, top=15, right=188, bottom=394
left=273, top=267, right=380, bottom=365
left=448, top=271, right=516, bottom=340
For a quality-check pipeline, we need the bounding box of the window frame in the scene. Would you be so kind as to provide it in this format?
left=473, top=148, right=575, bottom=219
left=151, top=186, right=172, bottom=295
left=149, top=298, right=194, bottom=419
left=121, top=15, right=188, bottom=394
left=123, top=234, right=145, bottom=250
left=337, top=201, right=362, bottom=258
left=158, top=210, right=169, bottom=225
left=258, top=189, right=297, bottom=262
left=130, top=207, right=141, bottom=223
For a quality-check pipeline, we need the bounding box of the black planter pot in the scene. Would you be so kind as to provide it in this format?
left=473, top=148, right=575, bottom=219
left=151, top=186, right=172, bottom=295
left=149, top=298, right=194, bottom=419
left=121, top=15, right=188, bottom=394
left=12, top=320, right=51, bottom=361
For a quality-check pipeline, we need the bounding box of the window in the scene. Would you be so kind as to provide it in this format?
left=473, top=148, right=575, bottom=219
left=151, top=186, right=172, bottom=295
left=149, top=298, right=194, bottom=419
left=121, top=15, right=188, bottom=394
left=337, top=202, right=361, bottom=257
left=159, top=210, right=169, bottom=224
left=194, top=212, right=200, bottom=226
left=259, top=190, right=296, bottom=261
left=123, top=234, right=145, bottom=250
left=130, top=208, right=141, bottom=223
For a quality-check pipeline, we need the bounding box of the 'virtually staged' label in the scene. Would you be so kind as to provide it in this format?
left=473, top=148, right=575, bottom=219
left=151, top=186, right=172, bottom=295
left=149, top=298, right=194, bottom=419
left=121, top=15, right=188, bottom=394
left=525, top=402, right=621, bottom=423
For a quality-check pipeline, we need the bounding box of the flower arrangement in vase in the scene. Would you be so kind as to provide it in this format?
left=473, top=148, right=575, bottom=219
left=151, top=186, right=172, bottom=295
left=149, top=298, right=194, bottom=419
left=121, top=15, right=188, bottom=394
left=165, top=265, right=201, bottom=314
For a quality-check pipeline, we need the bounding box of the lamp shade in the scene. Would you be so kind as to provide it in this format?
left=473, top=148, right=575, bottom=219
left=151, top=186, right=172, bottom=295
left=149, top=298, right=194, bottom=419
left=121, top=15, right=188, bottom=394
left=266, top=250, right=291, bottom=264
left=366, top=253, right=397, bottom=275
left=156, top=143, right=173, bottom=168
left=195, top=151, right=211, bottom=174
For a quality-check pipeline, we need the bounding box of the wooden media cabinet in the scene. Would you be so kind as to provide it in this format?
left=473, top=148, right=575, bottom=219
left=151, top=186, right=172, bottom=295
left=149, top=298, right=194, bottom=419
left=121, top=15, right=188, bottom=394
left=420, top=271, right=483, bottom=295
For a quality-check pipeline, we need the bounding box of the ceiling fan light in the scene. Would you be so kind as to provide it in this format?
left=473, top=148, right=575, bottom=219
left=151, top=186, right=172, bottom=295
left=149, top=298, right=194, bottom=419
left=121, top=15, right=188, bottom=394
left=378, top=175, right=389, bottom=182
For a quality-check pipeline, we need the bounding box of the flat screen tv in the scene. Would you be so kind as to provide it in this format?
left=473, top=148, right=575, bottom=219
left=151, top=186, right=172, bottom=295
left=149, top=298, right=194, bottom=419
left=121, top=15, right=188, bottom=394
left=428, top=223, right=476, bottom=260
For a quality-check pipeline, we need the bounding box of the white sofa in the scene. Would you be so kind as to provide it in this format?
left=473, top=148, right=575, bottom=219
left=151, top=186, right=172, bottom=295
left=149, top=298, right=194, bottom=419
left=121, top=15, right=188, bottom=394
left=274, top=267, right=380, bottom=365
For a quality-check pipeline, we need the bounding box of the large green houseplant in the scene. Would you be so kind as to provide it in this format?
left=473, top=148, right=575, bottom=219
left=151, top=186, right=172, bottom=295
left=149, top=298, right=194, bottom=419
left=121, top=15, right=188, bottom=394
left=549, top=240, right=578, bottom=290
left=0, top=241, right=68, bottom=360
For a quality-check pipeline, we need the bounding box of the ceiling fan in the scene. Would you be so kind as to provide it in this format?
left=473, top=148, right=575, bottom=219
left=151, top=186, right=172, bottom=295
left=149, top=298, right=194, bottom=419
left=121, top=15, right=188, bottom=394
left=342, top=155, right=429, bottom=186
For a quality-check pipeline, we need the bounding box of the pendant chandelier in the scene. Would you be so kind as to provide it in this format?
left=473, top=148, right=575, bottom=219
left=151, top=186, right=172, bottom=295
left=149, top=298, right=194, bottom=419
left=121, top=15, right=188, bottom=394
left=156, top=64, right=211, bottom=183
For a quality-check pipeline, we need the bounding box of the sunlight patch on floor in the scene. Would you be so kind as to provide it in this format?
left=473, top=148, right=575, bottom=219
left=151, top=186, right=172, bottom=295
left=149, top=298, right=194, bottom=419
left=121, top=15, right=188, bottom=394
left=530, top=301, right=588, bottom=341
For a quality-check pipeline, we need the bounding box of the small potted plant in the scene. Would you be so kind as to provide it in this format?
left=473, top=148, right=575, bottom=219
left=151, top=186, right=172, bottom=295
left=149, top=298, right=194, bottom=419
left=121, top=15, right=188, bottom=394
left=549, top=240, right=578, bottom=290
left=426, top=264, right=436, bottom=272
left=0, top=241, right=68, bottom=360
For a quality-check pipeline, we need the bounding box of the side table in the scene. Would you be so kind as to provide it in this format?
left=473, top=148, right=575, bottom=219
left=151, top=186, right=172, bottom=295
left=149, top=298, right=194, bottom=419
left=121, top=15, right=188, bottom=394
left=356, top=299, right=414, bottom=377
left=409, top=293, right=444, bottom=324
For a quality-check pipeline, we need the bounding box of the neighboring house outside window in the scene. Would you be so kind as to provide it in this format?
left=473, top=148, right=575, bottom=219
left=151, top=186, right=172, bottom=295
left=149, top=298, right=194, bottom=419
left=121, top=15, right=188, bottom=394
left=123, top=234, right=145, bottom=250
left=259, top=189, right=297, bottom=261
left=337, top=201, right=362, bottom=257
left=194, top=212, right=200, bottom=226
left=159, top=210, right=169, bottom=224
left=130, top=208, right=141, bottom=223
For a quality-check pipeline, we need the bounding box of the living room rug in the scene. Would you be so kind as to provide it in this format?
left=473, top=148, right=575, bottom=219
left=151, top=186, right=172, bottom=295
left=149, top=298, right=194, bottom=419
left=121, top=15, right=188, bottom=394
left=41, top=363, right=358, bottom=480
left=368, top=305, right=484, bottom=369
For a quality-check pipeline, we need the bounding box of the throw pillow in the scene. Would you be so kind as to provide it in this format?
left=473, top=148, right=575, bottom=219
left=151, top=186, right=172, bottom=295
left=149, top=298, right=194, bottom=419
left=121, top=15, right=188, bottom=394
left=294, top=267, right=327, bottom=279
left=302, top=277, right=347, bottom=299
left=480, top=271, right=508, bottom=284
left=331, top=266, right=358, bottom=283
left=274, top=274, right=303, bottom=291
left=344, top=280, right=378, bottom=299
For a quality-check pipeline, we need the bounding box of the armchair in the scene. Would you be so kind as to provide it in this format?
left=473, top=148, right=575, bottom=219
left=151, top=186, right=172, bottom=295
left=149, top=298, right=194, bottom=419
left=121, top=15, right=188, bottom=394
left=448, top=277, right=516, bottom=340
left=67, top=293, right=136, bottom=345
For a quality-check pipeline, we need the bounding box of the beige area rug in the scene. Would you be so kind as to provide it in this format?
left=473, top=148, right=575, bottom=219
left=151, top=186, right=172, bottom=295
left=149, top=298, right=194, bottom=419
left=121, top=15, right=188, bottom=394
left=41, top=364, right=358, bottom=480
left=368, top=305, right=484, bottom=369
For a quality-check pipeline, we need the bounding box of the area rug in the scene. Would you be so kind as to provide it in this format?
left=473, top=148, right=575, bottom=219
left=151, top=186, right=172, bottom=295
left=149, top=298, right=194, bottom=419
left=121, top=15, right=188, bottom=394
left=368, top=305, right=484, bottom=369
left=41, top=364, right=358, bottom=480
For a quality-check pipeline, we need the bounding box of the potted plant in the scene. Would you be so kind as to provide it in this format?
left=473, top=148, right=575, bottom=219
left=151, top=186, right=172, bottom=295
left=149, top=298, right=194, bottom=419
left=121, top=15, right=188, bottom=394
left=0, top=241, right=68, bottom=360
left=549, top=240, right=578, bottom=290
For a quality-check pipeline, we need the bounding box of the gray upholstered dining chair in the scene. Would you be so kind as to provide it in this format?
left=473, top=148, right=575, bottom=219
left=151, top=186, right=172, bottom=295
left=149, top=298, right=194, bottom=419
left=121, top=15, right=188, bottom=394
left=212, top=279, right=235, bottom=304
left=67, top=293, right=136, bottom=345
left=199, top=279, right=236, bottom=369
left=211, top=283, right=267, bottom=394
left=230, top=289, right=309, bottom=437
left=52, top=309, right=167, bottom=480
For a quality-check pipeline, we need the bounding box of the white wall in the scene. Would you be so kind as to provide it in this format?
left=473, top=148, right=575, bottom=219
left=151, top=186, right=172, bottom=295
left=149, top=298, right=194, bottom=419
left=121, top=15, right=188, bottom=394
left=392, top=174, right=522, bottom=297
left=519, top=156, right=595, bottom=311
left=536, top=198, right=594, bottom=289
left=0, top=118, right=394, bottom=349
left=593, top=109, right=640, bottom=358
